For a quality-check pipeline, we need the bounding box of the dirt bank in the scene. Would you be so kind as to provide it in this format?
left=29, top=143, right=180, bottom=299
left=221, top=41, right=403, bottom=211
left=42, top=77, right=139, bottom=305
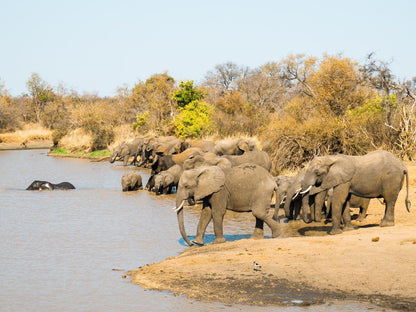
left=130, top=161, right=416, bottom=310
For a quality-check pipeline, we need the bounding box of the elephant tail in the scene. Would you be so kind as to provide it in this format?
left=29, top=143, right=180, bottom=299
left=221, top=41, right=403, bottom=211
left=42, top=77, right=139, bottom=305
left=404, top=169, right=411, bottom=212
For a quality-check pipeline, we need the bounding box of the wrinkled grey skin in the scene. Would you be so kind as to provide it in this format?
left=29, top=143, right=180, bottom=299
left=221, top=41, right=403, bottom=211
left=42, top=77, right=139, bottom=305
left=154, top=164, right=183, bottom=195
left=121, top=172, right=143, bottom=192
left=176, top=164, right=280, bottom=246
left=274, top=175, right=296, bottom=220
left=183, top=153, right=232, bottom=171
left=326, top=188, right=371, bottom=222
left=301, top=150, right=410, bottom=235
left=139, top=136, right=185, bottom=166
left=224, top=150, right=272, bottom=171
left=26, top=180, right=75, bottom=190
left=110, top=138, right=144, bottom=166
left=214, top=138, right=257, bottom=156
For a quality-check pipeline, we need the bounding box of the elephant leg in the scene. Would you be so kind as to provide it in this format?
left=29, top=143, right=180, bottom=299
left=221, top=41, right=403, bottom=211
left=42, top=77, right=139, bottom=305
left=356, top=200, right=370, bottom=222
left=252, top=198, right=280, bottom=238
left=342, top=200, right=354, bottom=231
left=380, top=195, right=398, bottom=227
left=193, top=204, right=212, bottom=245
left=211, top=192, right=227, bottom=244
left=329, top=183, right=350, bottom=235
left=314, top=191, right=326, bottom=222
left=252, top=217, right=264, bottom=239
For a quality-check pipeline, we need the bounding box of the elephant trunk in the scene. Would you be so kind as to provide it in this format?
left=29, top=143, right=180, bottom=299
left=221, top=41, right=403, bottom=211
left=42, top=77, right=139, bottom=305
left=301, top=193, right=312, bottom=223
left=109, top=152, right=118, bottom=163
left=176, top=199, right=193, bottom=246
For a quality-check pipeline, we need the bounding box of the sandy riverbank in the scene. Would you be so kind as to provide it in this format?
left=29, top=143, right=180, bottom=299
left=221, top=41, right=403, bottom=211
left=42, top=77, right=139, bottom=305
left=130, top=161, right=416, bottom=311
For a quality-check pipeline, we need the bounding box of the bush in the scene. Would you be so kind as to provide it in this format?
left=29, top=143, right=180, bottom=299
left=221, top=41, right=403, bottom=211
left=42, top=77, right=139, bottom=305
left=173, top=100, right=215, bottom=138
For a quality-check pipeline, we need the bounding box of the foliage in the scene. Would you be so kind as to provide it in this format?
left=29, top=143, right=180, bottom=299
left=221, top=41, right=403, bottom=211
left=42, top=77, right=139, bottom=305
left=132, top=111, right=150, bottom=130
left=173, top=100, right=215, bottom=138
left=26, top=73, right=56, bottom=124
left=171, top=80, right=206, bottom=108
left=51, top=147, right=69, bottom=155
left=88, top=150, right=112, bottom=158
left=131, top=72, right=176, bottom=134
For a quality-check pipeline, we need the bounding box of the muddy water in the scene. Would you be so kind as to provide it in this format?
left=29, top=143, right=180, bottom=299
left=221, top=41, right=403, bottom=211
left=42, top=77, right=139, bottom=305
left=0, top=150, right=392, bottom=312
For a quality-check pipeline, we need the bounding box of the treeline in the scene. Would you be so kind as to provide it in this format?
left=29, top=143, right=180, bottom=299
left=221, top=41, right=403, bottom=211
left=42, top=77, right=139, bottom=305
left=1, top=53, right=415, bottom=174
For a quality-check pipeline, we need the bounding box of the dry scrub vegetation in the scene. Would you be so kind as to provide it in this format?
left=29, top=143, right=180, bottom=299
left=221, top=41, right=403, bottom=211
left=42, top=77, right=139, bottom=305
left=1, top=53, right=415, bottom=171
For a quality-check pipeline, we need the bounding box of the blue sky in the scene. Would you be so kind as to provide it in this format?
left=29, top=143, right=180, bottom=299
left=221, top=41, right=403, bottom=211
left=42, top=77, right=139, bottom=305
left=1, top=0, right=415, bottom=96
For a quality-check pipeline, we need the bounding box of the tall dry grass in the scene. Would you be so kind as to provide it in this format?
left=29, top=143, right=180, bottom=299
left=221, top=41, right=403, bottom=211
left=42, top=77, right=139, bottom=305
left=0, top=124, right=51, bottom=144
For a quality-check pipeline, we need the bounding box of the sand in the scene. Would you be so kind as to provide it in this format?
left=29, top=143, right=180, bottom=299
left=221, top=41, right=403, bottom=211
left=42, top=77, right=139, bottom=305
left=130, top=161, right=416, bottom=311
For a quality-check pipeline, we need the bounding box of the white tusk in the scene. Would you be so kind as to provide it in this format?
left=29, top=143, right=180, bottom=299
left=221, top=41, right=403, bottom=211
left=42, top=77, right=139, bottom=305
left=292, top=191, right=300, bottom=200
left=300, top=185, right=312, bottom=194
left=279, top=195, right=287, bottom=205
left=174, top=199, right=186, bottom=212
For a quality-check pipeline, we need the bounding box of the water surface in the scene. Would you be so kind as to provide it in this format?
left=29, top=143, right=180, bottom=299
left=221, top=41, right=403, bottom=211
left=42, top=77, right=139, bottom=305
left=0, top=150, right=392, bottom=311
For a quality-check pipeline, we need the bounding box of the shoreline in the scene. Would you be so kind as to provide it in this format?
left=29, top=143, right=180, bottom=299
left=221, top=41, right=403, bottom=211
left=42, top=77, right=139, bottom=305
left=129, top=161, right=416, bottom=311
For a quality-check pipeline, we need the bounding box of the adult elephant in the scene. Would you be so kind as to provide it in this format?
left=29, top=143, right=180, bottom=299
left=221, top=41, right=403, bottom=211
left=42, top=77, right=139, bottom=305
left=110, top=138, right=144, bottom=166
left=154, top=164, right=183, bottom=195
left=175, top=164, right=280, bottom=246
left=183, top=153, right=232, bottom=171
left=300, top=150, right=410, bottom=235
left=224, top=150, right=271, bottom=171
left=26, top=180, right=75, bottom=190
left=145, top=147, right=202, bottom=191
left=121, top=172, right=143, bottom=192
left=214, top=138, right=257, bottom=156
left=325, top=188, right=371, bottom=222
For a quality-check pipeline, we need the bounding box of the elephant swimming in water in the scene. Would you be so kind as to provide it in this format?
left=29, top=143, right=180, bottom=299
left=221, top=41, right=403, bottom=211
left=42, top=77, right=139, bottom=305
left=26, top=180, right=76, bottom=190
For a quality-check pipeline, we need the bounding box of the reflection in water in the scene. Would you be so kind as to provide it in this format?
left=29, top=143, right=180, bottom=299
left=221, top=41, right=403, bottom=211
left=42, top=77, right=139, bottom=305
left=0, top=150, right=388, bottom=312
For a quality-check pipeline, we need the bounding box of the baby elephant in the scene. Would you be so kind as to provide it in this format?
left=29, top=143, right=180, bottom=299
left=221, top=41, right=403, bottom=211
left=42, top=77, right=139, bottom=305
left=121, top=172, right=143, bottom=192
left=26, top=180, right=75, bottom=190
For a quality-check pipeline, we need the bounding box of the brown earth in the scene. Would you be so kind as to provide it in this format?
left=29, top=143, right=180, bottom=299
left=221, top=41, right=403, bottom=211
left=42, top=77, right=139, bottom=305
left=130, top=161, right=416, bottom=311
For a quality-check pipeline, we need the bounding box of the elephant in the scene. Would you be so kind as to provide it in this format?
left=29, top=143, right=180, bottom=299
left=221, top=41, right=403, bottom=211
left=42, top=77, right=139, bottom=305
left=26, top=180, right=75, bottom=190
left=185, top=140, right=216, bottom=153
left=154, top=164, right=183, bottom=195
left=224, top=150, right=272, bottom=171
left=145, top=147, right=202, bottom=190
left=121, top=172, right=143, bottom=192
left=325, top=188, right=371, bottom=222
left=274, top=175, right=297, bottom=220
left=110, top=137, right=144, bottom=166
left=300, top=150, right=410, bottom=235
left=214, top=138, right=258, bottom=156
left=175, top=164, right=281, bottom=246
left=275, top=171, right=326, bottom=222
left=183, top=153, right=232, bottom=171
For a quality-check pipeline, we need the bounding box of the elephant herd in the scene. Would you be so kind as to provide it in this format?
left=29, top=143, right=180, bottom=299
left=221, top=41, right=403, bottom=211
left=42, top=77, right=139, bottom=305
left=112, top=136, right=411, bottom=246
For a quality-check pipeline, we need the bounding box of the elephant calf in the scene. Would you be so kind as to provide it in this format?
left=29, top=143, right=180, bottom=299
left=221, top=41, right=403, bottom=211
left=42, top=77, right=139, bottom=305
left=121, top=172, right=143, bottom=192
left=26, top=180, right=75, bottom=190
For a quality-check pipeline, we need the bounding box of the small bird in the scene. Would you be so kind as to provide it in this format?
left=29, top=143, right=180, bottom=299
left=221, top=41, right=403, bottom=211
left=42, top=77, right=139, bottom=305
left=253, top=261, right=262, bottom=271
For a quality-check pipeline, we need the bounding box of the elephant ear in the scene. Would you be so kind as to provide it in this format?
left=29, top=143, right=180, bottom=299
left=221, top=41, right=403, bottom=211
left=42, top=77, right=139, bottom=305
left=194, top=166, right=225, bottom=200
left=237, top=139, right=249, bottom=153
left=321, top=156, right=355, bottom=189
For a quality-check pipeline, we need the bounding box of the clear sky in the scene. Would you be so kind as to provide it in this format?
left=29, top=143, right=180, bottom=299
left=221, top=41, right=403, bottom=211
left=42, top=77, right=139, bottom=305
left=1, top=0, right=415, bottom=97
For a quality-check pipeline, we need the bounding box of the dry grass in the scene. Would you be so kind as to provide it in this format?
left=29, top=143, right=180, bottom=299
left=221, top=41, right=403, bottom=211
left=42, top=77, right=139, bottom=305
left=0, top=124, right=51, bottom=144
left=108, top=125, right=137, bottom=150
left=58, top=128, right=92, bottom=151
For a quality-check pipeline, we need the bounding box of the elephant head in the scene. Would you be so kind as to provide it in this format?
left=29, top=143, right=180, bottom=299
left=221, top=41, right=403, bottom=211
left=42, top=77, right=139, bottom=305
left=237, top=138, right=257, bottom=154
left=26, top=180, right=53, bottom=190
left=154, top=172, right=174, bottom=195
left=300, top=155, right=355, bottom=223
left=175, top=166, right=225, bottom=246
left=110, top=143, right=130, bottom=165
left=301, top=155, right=355, bottom=194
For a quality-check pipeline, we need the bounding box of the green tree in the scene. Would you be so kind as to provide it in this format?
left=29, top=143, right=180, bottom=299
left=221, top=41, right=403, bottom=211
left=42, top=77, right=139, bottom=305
left=171, top=80, right=206, bottom=108
left=173, top=100, right=215, bottom=138
left=26, top=73, right=55, bottom=124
